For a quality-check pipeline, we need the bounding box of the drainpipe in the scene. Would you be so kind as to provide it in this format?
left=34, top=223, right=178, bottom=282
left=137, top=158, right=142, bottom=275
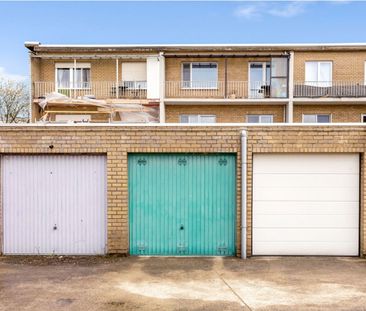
left=241, top=130, right=247, bottom=259
left=158, top=52, right=165, bottom=123
left=287, top=51, right=294, bottom=123
left=73, top=58, right=77, bottom=99
left=116, top=58, right=119, bottom=99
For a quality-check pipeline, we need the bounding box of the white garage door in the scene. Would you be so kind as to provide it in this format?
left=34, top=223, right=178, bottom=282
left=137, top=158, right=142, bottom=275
left=253, top=154, right=359, bottom=256
left=2, top=155, right=107, bottom=255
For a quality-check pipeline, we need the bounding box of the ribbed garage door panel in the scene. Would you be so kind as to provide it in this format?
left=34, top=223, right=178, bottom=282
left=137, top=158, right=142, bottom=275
left=2, top=155, right=107, bottom=255
left=253, top=154, right=359, bottom=256
left=129, top=154, right=236, bottom=256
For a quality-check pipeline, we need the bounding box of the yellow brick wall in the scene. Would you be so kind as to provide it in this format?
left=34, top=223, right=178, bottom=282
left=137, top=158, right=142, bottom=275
left=32, top=50, right=366, bottom=84
left=29, top=50, right=366, bottom=123
left=165, top=56, right=271, bottom=82
left=33, top=58, right=152, bottom=83
left=293, top=51, right=366, bottom=82
left=294, top=104, right=366, bottom=122
left=0, top=125, right=365, bottom=258
left=38, top=59, right=117, bottom=82
left=165, top=105, right=285, bottom=123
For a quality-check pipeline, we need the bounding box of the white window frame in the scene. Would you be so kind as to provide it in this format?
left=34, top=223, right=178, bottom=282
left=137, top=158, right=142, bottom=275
left=305, top=61, right=333, bottom=87
left=121, top=62, right=147, bottom=90
left=55, top=63, right=91, bottom=91
left=246, top=114, right=274, bottom=123
left=248, top=62, right=271, bottom=98
left=302, top=114, right=332, bottom=123
left=361, top=114, right=366, bottom=123
left=179, top=114, right=217, bottom=123
left=181, top=62, right=218, bottom=90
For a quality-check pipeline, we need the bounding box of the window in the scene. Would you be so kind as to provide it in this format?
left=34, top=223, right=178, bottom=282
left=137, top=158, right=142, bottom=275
left=270, top=57, right=288, bottom=98
left=361, top=114, right=366, bottom=123
left=305, top=61, right=332, bottom=87
left=56, top=63, right=90, bottom=89
left=249, top=62, right=271, bottom=98
left=121, top=62, right=147, bottom=89
left=182, top=63, right=218, bottom=89
left=303, top=114, right=331, bottom=123
left=247, top=114, right=273, bottom=123
left=180, top=114, right=216, bottom=123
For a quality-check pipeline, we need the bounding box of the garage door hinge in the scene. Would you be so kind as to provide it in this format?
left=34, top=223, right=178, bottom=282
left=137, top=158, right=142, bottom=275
left=217, top=244, right=228, bottom=254
left=177, top=243, right=187, bottom=253
left=137, top=158, right=147, bottom=166
left=137, top=243, right=146, bottom=253
left=178, top=158, right=187, bottom=166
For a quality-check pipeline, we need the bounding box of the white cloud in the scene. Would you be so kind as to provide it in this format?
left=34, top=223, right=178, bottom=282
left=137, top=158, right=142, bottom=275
left=330, top=0, right=351, bottom=4
left=235, top=1, right=306, bottom=20
left=269, top=2, right=305, bottom=18
left=234, top=5, right=261, bottom=19
left=0, top=67, right=27, bottom=82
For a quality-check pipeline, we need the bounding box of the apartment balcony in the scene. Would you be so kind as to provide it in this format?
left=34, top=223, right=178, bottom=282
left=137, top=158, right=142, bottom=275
left=165, top=81, right=288, bottom=101
left=294, top=81, right=366, bottom=98
left=33, top=81, right=147, bottom=100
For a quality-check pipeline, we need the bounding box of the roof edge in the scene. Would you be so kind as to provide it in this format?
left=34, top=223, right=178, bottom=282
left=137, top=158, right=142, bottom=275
left=24, top=42, right=366, bottom=52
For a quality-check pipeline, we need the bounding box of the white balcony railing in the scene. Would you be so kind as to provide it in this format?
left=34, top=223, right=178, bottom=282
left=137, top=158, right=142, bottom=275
left=294, top=81, right=366, bottom=98
left=34, top=81, right=147, bottom=99
left=165, top=81, right=275, bottom=99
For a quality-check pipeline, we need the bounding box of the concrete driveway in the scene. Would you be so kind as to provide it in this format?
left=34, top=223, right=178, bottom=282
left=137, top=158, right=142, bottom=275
left=1, top=256, right=366, bottom=311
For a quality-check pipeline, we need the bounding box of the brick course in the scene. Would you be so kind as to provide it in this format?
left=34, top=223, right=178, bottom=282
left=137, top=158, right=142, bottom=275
left=0, top=125, right=365, bottom=257
left=293, top=51, right=366, bottom=82
left=165, top=104, right=285, bottom=123
left=294, top=104, right=366, bottom=122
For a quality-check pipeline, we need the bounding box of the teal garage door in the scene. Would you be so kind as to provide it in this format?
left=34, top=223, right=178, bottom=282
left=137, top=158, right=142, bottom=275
left=129, top=154, right=236, bottom=256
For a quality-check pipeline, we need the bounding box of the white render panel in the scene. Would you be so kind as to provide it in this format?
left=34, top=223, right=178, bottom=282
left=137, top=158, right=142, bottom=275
left=146, top=56, right=160, bottom=99
left=253, top=154, right=359, bottom=256
left=121, top=62, right=147, bottom=81
left=2, top=155, right=107, bottom=255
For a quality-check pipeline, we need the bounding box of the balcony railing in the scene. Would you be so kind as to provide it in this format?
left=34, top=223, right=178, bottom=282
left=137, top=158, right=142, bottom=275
left=34, top=81, right=147, bottom=100
left=294, top=81, right=366, bottom=98
left=165, top=81, right=280, bottom=99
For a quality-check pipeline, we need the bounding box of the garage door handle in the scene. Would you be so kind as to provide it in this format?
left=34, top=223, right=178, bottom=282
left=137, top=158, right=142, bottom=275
left=53, top=225, right=57, bottom=230
left=180, top=225, right=184, bottom=230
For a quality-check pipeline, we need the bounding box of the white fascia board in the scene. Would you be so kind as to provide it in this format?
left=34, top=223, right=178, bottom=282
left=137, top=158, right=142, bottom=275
left=35, top=43, right=366, bottom=49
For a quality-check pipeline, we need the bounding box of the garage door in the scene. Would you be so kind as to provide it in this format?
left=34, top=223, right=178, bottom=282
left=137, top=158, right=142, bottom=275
left=129, top=154, right=236, bottom=256
left=2, top=155, right=107, bottom=255
left=253, top=154, right=359, bottom=256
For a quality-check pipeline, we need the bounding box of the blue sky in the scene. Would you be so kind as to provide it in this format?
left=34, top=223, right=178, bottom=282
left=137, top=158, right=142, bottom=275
left=0, top=1, right=365, bottom=80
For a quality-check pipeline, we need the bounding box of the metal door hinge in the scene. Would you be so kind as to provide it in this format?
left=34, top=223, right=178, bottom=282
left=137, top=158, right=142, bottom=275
left=177, top=243, right=187, bottom=253
left=137, top=242, right=147, bottom=253
left=217, top=244, right=228, bottom=255
left=137, top=158, right=147, bottom=166
left=178, top=158, right=187, bottom=166
left=218, top=158, right=227, bottom=166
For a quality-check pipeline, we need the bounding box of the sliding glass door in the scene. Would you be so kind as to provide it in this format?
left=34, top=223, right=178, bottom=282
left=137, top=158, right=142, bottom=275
left=249, top=62, right=270, bottom=98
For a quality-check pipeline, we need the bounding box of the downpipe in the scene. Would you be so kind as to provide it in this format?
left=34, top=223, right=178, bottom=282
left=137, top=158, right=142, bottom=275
left=241, top=130, right=247, bottom=259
